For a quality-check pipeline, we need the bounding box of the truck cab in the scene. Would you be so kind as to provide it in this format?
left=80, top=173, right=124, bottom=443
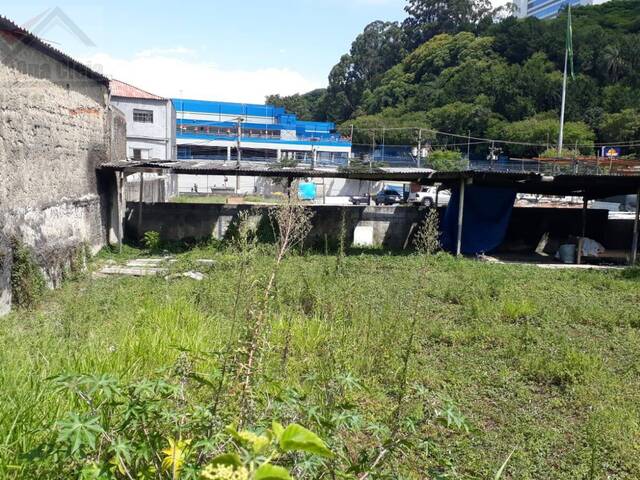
left=408, top=185, right=451, bottom=207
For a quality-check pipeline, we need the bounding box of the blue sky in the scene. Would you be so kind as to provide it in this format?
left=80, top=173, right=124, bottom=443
left=2, top=1, right=505, bottom=102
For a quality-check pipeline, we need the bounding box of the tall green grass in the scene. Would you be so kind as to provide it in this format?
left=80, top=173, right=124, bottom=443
left=1, top=249, right=639, bottom=478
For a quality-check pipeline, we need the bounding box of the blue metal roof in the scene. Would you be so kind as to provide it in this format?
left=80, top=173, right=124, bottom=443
left=173, top=99, right=286, bottom=118
left=172, top=98, right=339, bottom=133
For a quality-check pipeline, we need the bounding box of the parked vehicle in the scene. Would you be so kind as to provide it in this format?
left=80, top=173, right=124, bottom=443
left=408, top=186, right=451, bottom=207
left=375, top=189, right=403, bottom=205
left=349, top=194, right=370, bottom=205
left=591, top=195, right=637, bottom=212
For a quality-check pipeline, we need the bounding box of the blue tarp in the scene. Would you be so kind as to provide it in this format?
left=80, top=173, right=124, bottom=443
left=298, top=182, right=317, bottom=201
left=441, top=186, right=517, bottom=255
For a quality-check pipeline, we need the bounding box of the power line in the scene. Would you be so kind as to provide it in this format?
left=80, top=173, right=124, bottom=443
left=348, top=125, right=640, bottom=149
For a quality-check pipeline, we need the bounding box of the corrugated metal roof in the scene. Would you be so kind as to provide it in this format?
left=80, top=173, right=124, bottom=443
left=0, top=15, right=109, bottom=86
left=100, top=160, right=640, bottom=197
left=110, top=79, right=165, bottom=100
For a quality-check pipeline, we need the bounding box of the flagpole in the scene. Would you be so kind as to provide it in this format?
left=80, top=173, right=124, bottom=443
left=558, top=4, right=572, bottom=157
left=558, top=47, right=568, bottom=156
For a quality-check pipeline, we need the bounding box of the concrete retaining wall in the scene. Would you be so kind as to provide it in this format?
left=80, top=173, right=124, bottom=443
left=126, top=203, right=427, bottom=250
left=125, top=202, right=625, bottom=254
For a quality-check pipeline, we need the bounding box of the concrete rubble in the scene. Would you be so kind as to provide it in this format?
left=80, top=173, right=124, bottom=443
left=95, top=258, right=173, bottom=277
left=165, top=271, right=206, bottom=281
left=95, top=258, right=208, bottom=280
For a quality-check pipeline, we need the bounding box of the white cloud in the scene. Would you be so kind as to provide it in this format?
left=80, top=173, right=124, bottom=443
left=83, top=50, right=323, bottom=103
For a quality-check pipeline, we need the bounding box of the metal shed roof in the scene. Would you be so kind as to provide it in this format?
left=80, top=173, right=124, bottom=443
left=100, top=160, right=640, bottom=198
left=0, top=15, right=109, bottom=86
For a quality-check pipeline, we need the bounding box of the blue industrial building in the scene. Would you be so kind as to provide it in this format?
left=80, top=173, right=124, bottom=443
left=173, top=99, right=352, bottom=165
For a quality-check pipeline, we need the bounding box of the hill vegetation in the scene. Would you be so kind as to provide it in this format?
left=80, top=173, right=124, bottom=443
left=267, top=0, right=640, bottom=157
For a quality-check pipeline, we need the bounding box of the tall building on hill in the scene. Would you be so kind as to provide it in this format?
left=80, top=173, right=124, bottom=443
left=515, top=0, right=609, bottom=19
left=173, top=99, right=352, bottom=166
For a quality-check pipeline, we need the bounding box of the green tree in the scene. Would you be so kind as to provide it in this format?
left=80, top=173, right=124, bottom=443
left=427, top=149, right=465, bottom=170
left=403, top=0, right=497, bottom=47
left=362, top=65, right=416, bottom=114
left=350, top=21, right=408, bottom=88
left=426, top=99, right=494, bottom=138
left=339, top=108, right=433, bottom=145
left=598, top=109, right=640, bottom=156
left=487, top=113, right=595, bottom=157
left=265, top=89, right=327, bottom=121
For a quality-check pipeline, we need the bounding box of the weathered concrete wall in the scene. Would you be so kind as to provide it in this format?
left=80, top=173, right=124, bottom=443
left=0, top=36, right=126, bottom=315
left=125, top=202, right=622, bottom=254
left=126, top=174, right=178, bottom=203
left=126, top=202, right=433, bottom=250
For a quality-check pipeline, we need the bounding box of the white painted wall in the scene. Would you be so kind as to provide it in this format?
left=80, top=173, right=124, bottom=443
left=111, top=97, right=176, bottom=160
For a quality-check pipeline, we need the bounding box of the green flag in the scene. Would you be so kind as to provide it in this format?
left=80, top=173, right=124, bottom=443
left=566, top=4, right=574, bottom=79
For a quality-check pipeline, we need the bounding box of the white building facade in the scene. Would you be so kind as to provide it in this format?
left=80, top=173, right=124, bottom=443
left=110, top=80, right=176, bottom=160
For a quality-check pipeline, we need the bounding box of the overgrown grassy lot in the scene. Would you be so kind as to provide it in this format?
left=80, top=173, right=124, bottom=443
left=1, top=244, right=639, bottom=479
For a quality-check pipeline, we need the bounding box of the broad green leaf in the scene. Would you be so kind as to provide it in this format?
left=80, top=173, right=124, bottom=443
left=255, top=463, right=292, bottom=480
left=207, top=453, right=242, bottom=468
left=272, top=421, right=285, bottom=442
left=279, top=424, right=333, bottom=458
left=224, top=424, right=243, bottom=442
left=56, top=414, right=104, bottom=455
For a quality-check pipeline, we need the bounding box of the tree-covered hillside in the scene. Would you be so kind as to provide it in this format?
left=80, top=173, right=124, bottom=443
left=267, top=0, right=640, bottom=157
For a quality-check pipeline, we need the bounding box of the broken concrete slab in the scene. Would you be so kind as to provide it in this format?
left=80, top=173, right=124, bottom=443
left=98, top=266, right=168, bottom=277
left=165, top=271, right=205, bottom=281
left=195, top=259, right=215, bottom=266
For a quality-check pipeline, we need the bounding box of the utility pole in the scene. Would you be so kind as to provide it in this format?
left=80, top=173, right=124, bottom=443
left=381, top=127, right=386, bottom=164
left=349, top=124, right=354, bottom=167
left=417, top=128, right=422, bottom=168
left=467, top=130, right=471, bottom=168
left=235, top=117, right=243, bottom=194
left=370, top=130, right=375, bottom=171
left=489, top=141, right=501, bottom=171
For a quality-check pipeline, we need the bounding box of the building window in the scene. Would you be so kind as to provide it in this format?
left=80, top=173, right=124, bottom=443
left=132, top=148, right=150, bottom=160
left=133, top=109, right=153, bottom=123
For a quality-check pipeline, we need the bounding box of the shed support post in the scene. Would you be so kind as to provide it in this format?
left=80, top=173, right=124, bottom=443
left=322, top=177, right=326, bottom=205
left=632, top=188, right=640, bottom=266
left=456, top=178, right=466, bottom=256
left=116, top=171, right=125, bottom=253
left=577, top=196, right=588, bottom=265
left=137, top=173, right=144, bottom=241
left=287, top=177, right=293, bottom=199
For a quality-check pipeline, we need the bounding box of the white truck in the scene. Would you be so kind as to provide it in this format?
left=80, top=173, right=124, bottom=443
left=407, top=185, right=451, bottom=207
